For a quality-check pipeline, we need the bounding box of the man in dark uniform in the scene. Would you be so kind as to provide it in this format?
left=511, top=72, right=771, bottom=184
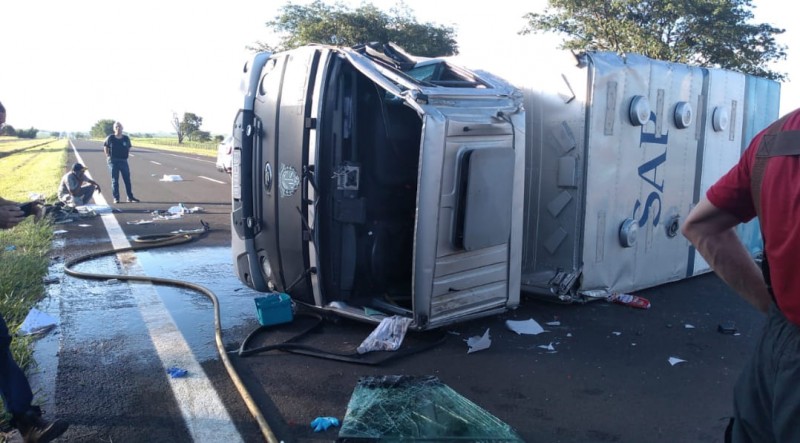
left=103, top=121, right=139, bottom=204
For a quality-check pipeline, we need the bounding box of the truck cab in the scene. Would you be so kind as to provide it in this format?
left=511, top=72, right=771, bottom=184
left=231, top=43, right=525, bottom=330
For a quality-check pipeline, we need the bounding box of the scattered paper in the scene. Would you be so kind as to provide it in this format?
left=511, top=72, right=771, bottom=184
left=465, top=328, right=491, bottom=354
left=18, top=308, right=58, bottom=335
left=612, top=331, right=622, bottom=336
left=127, top=219, right=154, bottom=225
left=668, top=357, right=686, bottom=366
left=684, top=324, right=695, bottom=329
left=538, top=342, right=556, bottom=351
left=505, top=318, right=545, bottom=335
left=545, top=321, right=561, bottom=326
left=160, top=174, right=183, bottom=182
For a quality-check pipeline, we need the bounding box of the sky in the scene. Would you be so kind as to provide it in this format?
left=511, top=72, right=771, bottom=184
left=1, top=0, right=796, bottom=136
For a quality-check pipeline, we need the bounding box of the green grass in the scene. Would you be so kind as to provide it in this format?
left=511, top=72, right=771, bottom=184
left=130, top=137, right=217, bottom=157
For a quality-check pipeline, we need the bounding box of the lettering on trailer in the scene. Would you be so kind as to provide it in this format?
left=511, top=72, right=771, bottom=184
left=630, top=110, right=668, bottom=227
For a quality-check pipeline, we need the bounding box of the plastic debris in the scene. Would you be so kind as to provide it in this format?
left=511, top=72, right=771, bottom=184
left=684, top=324, right=695, bottom=329
left=78, top=224, right=91, bottom=227
left=465, top=328, right=491, bottom=354
left=607, top=292, right=651, bottom=309
left=5, top=245, right=16, bottom=251
left=505, top=319, right=545, bottom=335
left=126, top=219, right=154, bottom=225
left=357, top=316, right=413, bottom=354
left=310, top=416, right=340, bottom=432
left=167, top=367, right=188, bottom=378
left=612, top=331, right=622, bottom=336
left=668, top=357, right=686, bottom=366
left=538, top=342, right=556, bottom=352
left=160, top=174, right=183, bottom=182
left=545, top=321, right=561, bottom=326
left=53, top=230, right=68, bottom=235
left=717, top=321, right=737, bottom=334
left=18, top=308, right=57, bottom=336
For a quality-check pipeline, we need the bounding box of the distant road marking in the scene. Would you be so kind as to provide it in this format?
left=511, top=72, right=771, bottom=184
left=199, top=176, right=226, bottom=184
left=150, top=160, right=163, bottom=165
left=66, top=141, right=244, bottom=442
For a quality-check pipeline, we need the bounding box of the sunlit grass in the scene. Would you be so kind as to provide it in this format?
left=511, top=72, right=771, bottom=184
left=130, top=137, right=217, bottom=157
left=0, top=139, right=66, bottom=203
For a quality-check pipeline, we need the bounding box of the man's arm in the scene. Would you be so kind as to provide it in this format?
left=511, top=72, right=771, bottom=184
left=0, top=196, right=24, bottom=229
left=103, top=137, right=111, bottom=157
left=682, top=198, right=771, bottom=313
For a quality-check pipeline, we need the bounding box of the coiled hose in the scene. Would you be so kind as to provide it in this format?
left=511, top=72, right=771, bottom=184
left=62, top=222, right=278, bottom=443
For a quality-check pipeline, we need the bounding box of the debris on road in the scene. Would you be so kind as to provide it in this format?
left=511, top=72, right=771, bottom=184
left=310, top=416, right=340, bottom=432
left=607, top=292, right=651, bottom=309
left=465, top=328, right=491, bottom=354
left=717, top=321, right=738, bottom=334
left=538, top=342, right=556, bottom=352
left=357, top=315, right=413, bottom=354
left=505, top=318, right=546, bottom=335
left=159, top=174, right=183, bottom=182
left=18, top=308, right=57, bottom=336
left=668, top=357, right=686, bottom=366
left=338, top=375, right=523, bottom=441
left=167, top=367, right=188, bottom=378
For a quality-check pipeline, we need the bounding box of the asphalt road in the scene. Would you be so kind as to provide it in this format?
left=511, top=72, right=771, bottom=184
left=30, top=139, right=766, bottom=443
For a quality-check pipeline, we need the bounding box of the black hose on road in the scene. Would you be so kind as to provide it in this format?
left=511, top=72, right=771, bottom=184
left=62, top=221, right=279, bottom=443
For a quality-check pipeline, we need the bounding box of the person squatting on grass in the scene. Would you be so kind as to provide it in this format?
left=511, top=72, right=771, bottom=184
left=683, top=108, right=800, bottom=442
left=0, top=101, right=69, bottom=442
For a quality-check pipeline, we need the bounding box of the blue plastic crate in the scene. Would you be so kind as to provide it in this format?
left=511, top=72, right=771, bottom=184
left=254, top=293, right=293, bottom=326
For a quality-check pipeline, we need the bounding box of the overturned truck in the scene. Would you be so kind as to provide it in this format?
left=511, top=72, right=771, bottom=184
left=230, top=43, right=780, bottom=331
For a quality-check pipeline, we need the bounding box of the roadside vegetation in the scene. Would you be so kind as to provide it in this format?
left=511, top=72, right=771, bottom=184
left=0, top=136, right=64, bottom=423
left=130, top=137, right=217, bottom=157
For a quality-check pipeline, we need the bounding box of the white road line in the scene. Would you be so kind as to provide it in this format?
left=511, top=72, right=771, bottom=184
left=68, top=141, right=243, bottom=442
left=150, top=160, right=163, bottom=165
left=198, top=176, right=226, bottom=184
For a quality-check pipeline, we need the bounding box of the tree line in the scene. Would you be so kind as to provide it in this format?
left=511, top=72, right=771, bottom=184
left=255, top=0, right=786, bottom=80
left=5, top=0, right=788, bottom=140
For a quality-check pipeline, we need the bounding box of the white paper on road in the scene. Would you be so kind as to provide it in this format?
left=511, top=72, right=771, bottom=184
left=160, top=174, right=184, bottom=181
left=505, top=318, right=545, bottom=335
left=538, top=342, right=556, bottom=351
left=18, top=308, right=58, bottom=335
left=669, top=357, right=686, bottom=366
left=465, top=328, right=491, bottom=353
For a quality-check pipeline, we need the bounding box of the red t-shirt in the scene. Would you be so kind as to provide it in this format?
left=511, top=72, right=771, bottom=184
left=707, top=109, right=800, bottom=326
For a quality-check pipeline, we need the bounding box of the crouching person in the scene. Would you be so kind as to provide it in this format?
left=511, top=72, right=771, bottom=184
left=57, top=163, right=100, bottom=207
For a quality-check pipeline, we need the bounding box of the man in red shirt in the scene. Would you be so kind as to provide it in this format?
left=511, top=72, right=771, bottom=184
left=683, top=108, right=800, bottom=442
